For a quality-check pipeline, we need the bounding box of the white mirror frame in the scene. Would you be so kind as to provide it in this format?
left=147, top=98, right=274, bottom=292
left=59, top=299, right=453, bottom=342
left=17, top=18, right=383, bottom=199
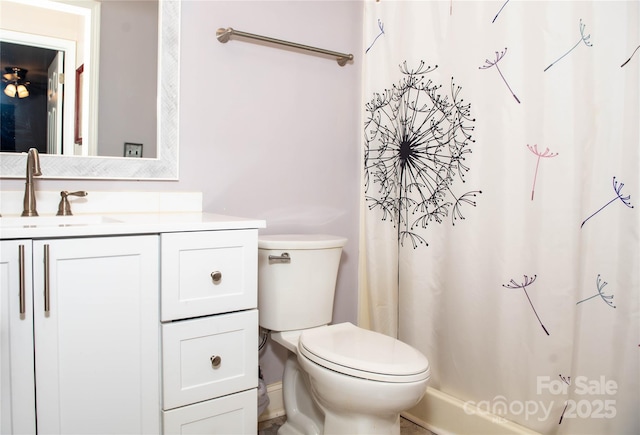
left=0, top=0, right=179, bottom=180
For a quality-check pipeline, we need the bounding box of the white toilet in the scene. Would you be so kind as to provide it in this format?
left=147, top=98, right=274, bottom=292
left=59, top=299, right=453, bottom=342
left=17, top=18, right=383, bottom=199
left=258, top=234, right=430, bottom=435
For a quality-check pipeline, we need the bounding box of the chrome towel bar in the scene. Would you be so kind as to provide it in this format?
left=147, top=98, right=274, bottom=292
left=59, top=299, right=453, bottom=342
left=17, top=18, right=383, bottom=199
left=216, top=27, right=353, bottom=66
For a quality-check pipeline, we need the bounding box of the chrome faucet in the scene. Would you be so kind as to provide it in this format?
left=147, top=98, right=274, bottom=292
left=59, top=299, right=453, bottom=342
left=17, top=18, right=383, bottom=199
left=22, top=148, right=42, bottom=216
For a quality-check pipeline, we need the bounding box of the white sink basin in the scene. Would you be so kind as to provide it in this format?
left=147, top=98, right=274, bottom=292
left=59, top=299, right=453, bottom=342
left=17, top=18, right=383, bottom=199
left=0, top=215, right=121, bottom=228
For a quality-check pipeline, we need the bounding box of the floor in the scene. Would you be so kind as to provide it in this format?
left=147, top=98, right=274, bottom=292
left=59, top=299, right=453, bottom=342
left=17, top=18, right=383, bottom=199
left=258, top=415, right=435, bottom=435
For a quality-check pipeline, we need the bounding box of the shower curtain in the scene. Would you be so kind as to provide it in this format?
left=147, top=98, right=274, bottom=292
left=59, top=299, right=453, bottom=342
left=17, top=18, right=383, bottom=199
left=359, top=1, right=639, bottom=434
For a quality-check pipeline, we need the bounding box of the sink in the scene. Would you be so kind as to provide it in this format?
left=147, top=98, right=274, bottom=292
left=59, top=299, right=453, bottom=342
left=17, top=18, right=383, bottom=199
left=0, top=215, right=121, bottom=228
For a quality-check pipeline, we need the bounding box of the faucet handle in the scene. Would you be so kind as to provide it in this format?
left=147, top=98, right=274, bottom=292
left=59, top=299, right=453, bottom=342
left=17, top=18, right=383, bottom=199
left=56, top=191, right=88, bottom=216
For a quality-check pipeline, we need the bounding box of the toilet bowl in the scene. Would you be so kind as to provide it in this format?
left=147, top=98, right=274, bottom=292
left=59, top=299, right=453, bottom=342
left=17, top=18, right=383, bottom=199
left=258, top=235, right=430, bottom=435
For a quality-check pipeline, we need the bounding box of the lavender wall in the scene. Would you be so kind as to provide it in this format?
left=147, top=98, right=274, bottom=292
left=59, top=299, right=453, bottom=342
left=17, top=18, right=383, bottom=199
left=0, top=0, right=363, bottom=385
left=181, top=0, right=362, bottom=384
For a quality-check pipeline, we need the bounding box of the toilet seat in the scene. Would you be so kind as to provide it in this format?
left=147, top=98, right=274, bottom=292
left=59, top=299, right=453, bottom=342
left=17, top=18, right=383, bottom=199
left=299, top=322, right=430, bottom=383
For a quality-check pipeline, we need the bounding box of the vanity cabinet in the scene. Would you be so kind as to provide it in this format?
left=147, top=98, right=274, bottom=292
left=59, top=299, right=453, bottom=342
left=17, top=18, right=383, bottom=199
left=1, top=215, right=262, bottom=434
left=0, top=236, right=160, bottom=434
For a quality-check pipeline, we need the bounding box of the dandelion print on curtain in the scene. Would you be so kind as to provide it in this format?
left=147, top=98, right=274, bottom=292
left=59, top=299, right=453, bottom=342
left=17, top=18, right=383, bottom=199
left=359, top=1, right=639, bottom=433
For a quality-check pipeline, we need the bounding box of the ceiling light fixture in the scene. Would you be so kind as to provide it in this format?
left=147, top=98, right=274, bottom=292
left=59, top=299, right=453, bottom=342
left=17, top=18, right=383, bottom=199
left=3, top=67, right=30, bottom=98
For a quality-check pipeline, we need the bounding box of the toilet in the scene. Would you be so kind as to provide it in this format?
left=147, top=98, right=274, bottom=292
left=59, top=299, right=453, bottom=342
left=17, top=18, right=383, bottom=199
left=258, top=234, right=430, bottom=435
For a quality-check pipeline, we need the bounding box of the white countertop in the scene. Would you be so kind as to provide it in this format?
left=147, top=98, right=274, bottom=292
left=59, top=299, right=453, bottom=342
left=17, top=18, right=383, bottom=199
left=0, top=212, right=266, bottom=240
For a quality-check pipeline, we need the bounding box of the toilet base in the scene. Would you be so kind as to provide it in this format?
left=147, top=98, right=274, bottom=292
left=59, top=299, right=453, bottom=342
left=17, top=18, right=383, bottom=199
left=277, top=353, right=324, bottom=435
left=323, top=413, right=401, bottom=435
left=276, top=351, right=416, bottom=435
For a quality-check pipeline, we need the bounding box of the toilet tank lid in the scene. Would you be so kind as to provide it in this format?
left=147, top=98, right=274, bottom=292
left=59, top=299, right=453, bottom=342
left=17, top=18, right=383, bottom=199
left=258, top=234, right=347, bottom=250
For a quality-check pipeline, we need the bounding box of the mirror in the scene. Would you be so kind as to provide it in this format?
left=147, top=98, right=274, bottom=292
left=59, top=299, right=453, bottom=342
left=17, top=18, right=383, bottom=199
left=1, top=0, right=100, bottom=156
left=0, top=0, right=179, bottom=179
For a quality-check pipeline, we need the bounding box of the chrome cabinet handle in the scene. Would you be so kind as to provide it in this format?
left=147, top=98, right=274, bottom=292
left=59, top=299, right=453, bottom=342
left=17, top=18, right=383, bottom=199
left=18, top=245, right=25, bottom=315
left=211, top=271, right=222, bottom=283
left=210, top=355, right=222, bottom=369
left=44, top=244, right=50, bottom=313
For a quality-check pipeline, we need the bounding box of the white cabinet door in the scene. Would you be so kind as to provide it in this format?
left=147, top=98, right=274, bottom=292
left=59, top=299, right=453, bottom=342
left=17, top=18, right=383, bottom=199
left=32, top=235, right=160, bottom=434
left=0, top=240, right=36, bottom=435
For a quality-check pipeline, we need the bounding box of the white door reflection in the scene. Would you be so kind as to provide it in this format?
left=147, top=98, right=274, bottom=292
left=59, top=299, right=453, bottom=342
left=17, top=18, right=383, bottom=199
left=47, top=51, right=63, bottom=155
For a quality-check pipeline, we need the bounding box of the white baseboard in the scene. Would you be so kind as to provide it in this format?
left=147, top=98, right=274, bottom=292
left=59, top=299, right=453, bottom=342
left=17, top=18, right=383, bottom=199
left=261, top=383, right=541, bottom=434
left=403, top=387, right=541, bottom=435
left=258, top=382, right=285, bottom=422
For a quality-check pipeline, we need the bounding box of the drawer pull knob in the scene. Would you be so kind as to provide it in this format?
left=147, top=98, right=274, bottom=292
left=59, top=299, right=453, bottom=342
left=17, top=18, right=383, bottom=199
left=210, top=355, right=222, bottom=369
left=211, top=271, right=222, bottom=283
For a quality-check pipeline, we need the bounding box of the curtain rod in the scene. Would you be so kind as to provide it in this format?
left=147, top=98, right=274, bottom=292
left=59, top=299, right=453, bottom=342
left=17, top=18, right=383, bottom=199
left=216, top=27, right=354, bottom=66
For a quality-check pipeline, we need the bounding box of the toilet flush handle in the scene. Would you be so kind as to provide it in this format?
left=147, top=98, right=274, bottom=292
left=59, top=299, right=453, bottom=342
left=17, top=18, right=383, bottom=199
left=268, top=252, right=291, bottom=263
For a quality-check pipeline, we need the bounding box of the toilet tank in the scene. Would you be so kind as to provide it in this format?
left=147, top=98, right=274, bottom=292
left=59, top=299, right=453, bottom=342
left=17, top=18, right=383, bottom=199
left=258, top=234, right=347, bottom=331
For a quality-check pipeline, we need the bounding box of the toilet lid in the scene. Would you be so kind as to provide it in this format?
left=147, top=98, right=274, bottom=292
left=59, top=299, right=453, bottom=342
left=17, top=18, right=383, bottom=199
left=299, top=323, right=430, bottom=383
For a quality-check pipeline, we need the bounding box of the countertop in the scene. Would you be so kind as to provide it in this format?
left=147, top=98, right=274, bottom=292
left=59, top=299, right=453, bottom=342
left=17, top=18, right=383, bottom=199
left=0, top=212, right=266, bottom=240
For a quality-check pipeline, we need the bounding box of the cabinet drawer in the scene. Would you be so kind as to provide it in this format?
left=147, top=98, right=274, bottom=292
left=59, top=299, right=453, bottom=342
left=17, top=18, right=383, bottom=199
left=161, top=230, right=257, bottom=321
left=162, top=389, right=257, bottom=434
left=162, top=310, right=258, bottom=410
